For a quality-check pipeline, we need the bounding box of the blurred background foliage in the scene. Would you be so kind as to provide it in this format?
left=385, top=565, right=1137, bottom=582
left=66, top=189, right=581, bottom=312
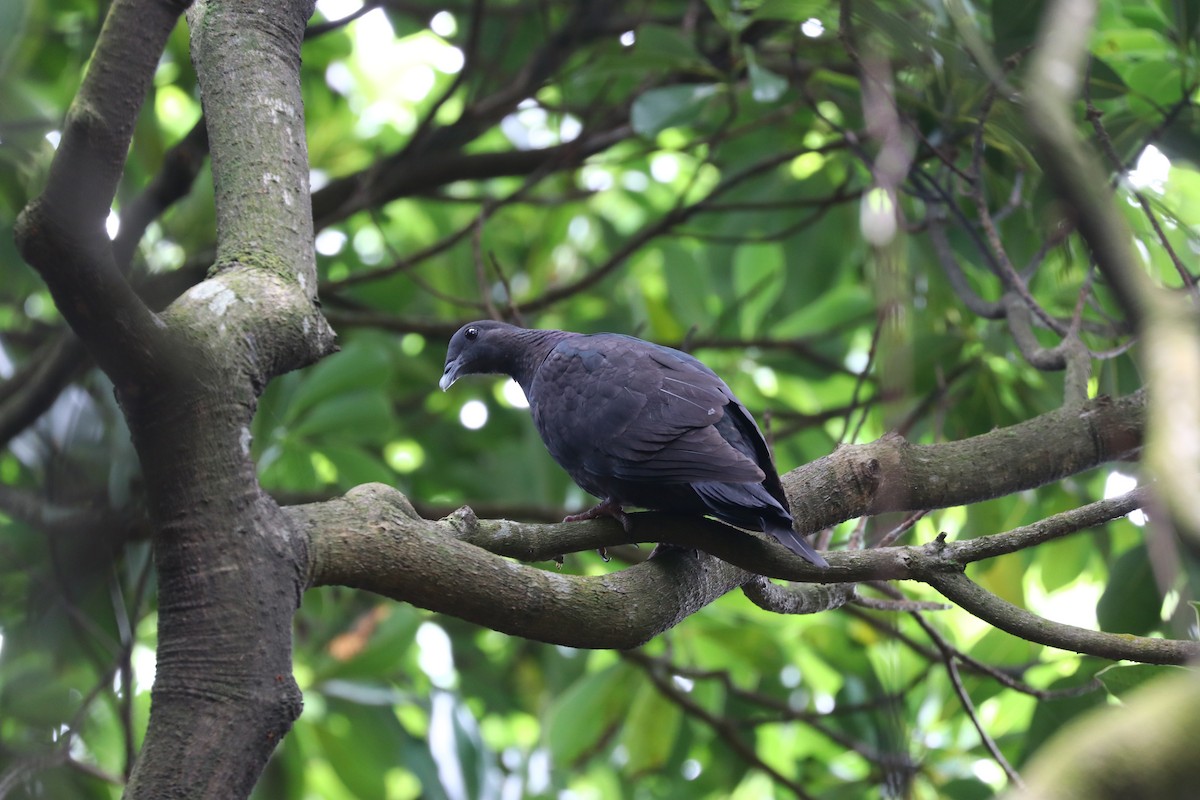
left=1, top=0, right=1198, bottom=797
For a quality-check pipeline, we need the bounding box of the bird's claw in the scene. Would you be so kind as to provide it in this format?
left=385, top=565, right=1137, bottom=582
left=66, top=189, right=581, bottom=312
left=563, top=497, right=632, bottom=531
left=563, top=499, right=630, bottom=561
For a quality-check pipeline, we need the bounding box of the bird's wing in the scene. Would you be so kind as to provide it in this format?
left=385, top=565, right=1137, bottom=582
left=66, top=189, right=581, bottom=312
left=530, top=335, right=765, bottom=484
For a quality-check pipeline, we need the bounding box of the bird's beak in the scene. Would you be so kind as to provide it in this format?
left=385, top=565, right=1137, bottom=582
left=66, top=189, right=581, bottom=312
left=439, top=358, right=461, bottom=392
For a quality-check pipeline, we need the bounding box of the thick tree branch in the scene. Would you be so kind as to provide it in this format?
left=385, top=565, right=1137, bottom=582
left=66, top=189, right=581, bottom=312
left=298, top=479, right=1199, bottom=660
left=121, top=0, right=337, bottom=796
left=298, top=484, right=753, bottom=650
left=782, top=390, right=1143, bottom=533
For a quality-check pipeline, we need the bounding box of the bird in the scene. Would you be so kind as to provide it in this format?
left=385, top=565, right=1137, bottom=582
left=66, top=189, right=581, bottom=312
left=439, top=320, right=829, bottom=567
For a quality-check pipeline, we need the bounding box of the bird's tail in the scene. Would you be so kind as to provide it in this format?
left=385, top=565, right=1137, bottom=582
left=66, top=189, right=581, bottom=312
left=765, top=524, right=829, bottom=568
left=692, top=481, right=830, bottom=567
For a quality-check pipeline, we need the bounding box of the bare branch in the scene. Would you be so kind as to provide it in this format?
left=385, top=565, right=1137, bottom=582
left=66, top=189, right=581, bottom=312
left=926, top=570, right=1190, bottom=664
left=13, top=0, right=188, bottom=387
left=1026, top=0, right=1200, bottom=544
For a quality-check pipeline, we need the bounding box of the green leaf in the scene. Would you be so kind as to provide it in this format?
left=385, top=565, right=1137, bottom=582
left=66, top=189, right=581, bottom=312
left=754, top=0, right=826, bottom=22
left=632, top=24, right=708, bottom=70
left=1122, top=5, right=1170, bottom=33
left=732, top=242, right=786, bottom=338
left=1093, top=27, right=1173, bottom=59
left=292, top=391, right=395, bottom=443
left=617, top=677, right=683, bottom=777
left=1087, top=57, right=1129, bottom=100
left=0, top=0, right=30, bottom=74
left=1097, top=663, right=1189, bottom=700
left=1038, top=535, right=1093, bottom=593
left=287, top=341, right=394, bottom=419
left=313, top=700, right=416, bottom=800
left=1171, top=0, right=1200, bottom=43
left=940, top=778, right=995, bottom=800
left=703, top=0, right=751, bottom=33
left=318, top=443, right=396, bottom=487
left=1021, top=665, right=1107, bottom=764
left=545, top=663, right=638, bottom=765
left=772, top=284, right=873, bottom=338
left=969, top=627, right=1040, bottom=667
left=1158, top=105, right=1200, bottom=164
left=631, top=84, right=721, bottom=137
left=1096, top=544, right=1163, bottom=635
left=992, top=0, right=1048, bottom=59
left=1123, top=61, right=1183, bottom=118
left=746, top=49, right=788, bottom=103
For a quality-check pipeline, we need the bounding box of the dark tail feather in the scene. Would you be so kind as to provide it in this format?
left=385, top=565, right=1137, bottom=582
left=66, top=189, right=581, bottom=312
left=692, top=481, right=830, bottom=567
left=766, top=524, right=829, bottom=568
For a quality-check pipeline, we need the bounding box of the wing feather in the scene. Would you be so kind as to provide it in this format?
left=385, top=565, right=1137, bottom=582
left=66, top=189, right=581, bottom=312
left=529, top=334, right=766, bottom=485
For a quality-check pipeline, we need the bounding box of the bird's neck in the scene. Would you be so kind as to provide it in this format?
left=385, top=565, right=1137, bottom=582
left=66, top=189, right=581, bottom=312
left=510, top=328, right=575, bottom=390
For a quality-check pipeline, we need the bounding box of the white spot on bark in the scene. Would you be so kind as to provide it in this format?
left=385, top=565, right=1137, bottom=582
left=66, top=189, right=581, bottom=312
left=282, top=188, right=293, bottom=207
left=189, top=281, right=224, bottom=301
left=187, top=281, right=237, bottom=315
left=240, top=426, right=253, bottom=456
left=262, top=172, right=282, bottom=188
left=302, top=316, right=311, bottom=335
left=264, top=97, right=295, bottom=122
left=208, top=288, right=236, bottom=315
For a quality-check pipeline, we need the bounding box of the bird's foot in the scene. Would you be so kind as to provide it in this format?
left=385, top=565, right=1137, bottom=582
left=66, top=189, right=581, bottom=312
left=563, top=497, right=632, bottom=531
left=563, top=498, right=631, bottom=561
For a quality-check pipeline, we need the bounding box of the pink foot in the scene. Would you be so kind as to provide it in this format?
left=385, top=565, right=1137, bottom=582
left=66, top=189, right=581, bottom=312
left=563, top=498, right=631, bottom=562
left=563, top=497, right=632, bottom=531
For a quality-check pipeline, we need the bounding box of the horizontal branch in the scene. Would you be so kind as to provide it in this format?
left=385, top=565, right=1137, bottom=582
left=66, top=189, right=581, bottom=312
left=297, top=485, right=756, bottom=650
left=296, top=475, right=1197, bottom=664
left=297, top=391, right=1170, bottom=659
left=311, top=128, right=629, bottom=229
left=782, top=390, right=1144, bottom=533
left=947, top=488, right=1148, bottom=563
left=926, top=570, right=1194, bottom=665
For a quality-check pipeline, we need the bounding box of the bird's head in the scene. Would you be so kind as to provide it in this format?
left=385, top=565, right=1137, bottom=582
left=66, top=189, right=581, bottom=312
left=439, top=320, right=522, bottom=391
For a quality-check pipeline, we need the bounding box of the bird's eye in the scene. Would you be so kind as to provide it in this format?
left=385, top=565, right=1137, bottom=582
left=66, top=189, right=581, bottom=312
left=465, top=327, right=479, bottom=341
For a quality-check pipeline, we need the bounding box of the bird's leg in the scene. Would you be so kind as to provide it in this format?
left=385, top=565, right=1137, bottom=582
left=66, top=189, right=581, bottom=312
left=563, top=497, right=632, bottom=529
left=563, top=497, right=631, bottom=561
